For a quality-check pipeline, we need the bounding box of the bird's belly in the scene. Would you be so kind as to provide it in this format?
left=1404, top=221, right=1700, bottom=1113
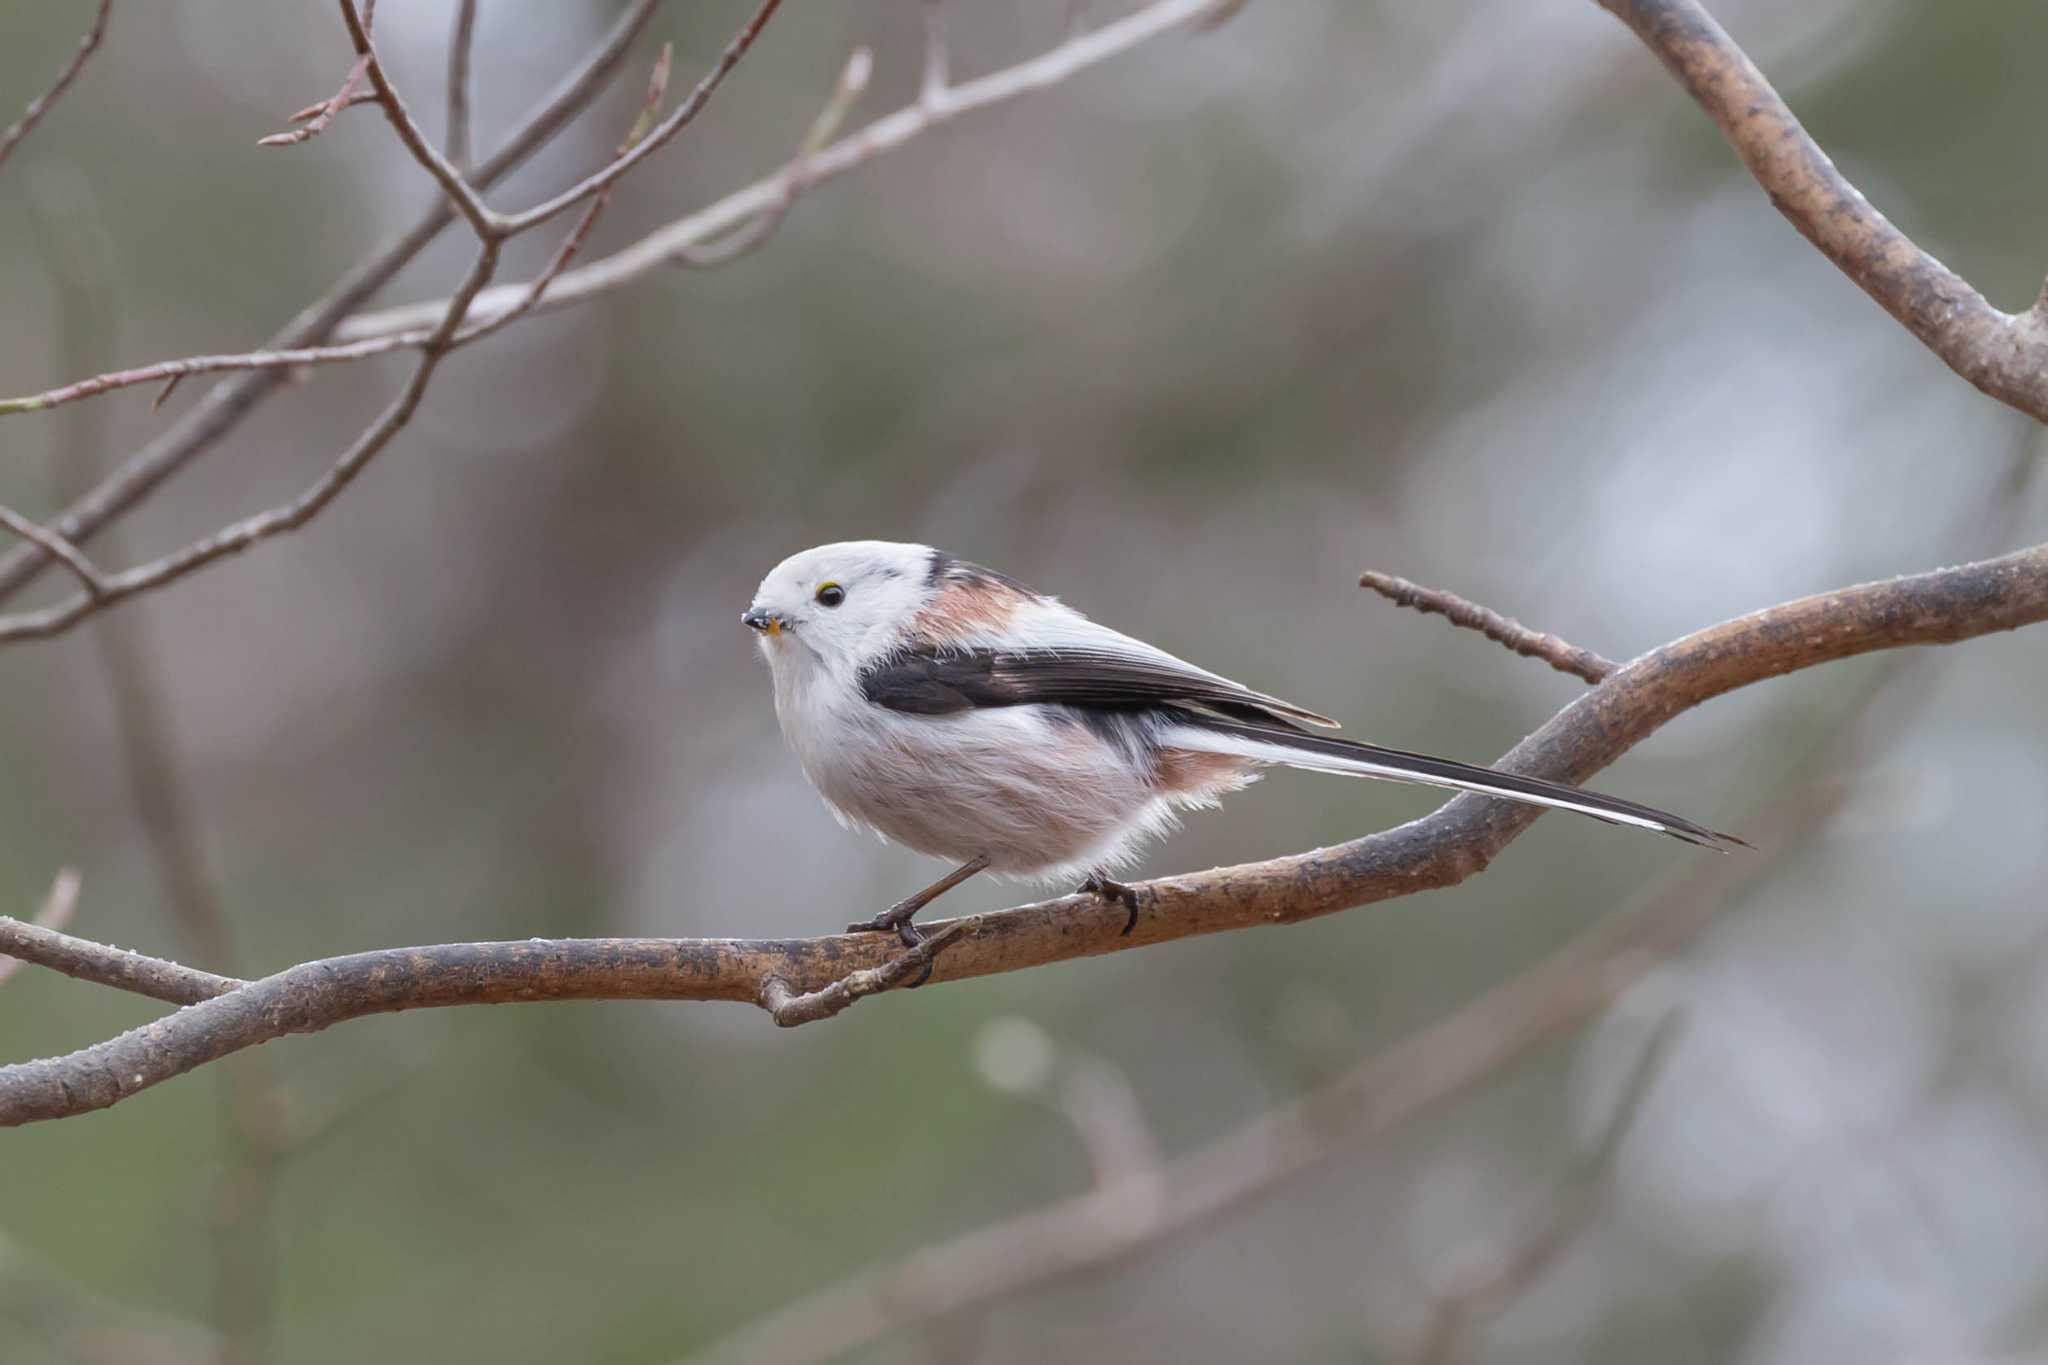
left=804, top=707, right=1155, bottom=875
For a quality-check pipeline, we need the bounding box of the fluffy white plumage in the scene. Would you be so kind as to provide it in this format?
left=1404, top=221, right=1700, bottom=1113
left=744, top=541, right=1734, bottom=916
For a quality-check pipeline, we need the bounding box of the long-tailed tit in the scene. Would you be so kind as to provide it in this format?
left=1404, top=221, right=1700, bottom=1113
left=744, top=540, right=1735, bottom=945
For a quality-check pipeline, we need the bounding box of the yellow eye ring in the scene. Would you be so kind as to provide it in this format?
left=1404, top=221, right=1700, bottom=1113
left=815, top=582, right=846, bottom=607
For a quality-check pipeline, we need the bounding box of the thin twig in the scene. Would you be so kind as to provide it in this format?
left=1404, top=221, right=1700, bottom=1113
left=1359, top=571, right=1617, bottom=684
left=921, top=0, right=951, bottom=111
left=446, top=0, right=479, bottom=169
left=0, top=871, right=83, bottom=988
left=676, top=46, right=871, bottom=270
left=338, top=0, right=503, bottom=239
left=0, top=503, right=106, bottom=598
left=761, top=921, right=973, bottom=1027
left=0, top=914, right=243, bottom=1005
left=0, top=244, right=501, bottom=643
left=453, top=43, right=676, bottom=347
left=3, top=543, right=2044, bottom=1125
left=286, top=89, right=376, bottom=123
left=0, top=0, right=114, bottom=173
left=490, top=0, right=787, bottom=237
left=5, top=0, right=1200, bottom=413
left=257, top=54, right=371, bottom=148
left=339, top=0, right=1233, bottom=341
left=0, top=0, right=666, bottom=608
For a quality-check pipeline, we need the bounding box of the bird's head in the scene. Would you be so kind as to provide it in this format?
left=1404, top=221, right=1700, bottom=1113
left=743, top=540, right=939, bottom=673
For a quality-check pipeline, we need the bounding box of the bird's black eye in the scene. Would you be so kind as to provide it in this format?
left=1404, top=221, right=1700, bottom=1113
left=815, top=582, right=846, bottom=607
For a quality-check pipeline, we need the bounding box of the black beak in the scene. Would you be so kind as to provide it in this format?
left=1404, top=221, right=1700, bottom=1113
left=742, top=607, right=777, bottom=634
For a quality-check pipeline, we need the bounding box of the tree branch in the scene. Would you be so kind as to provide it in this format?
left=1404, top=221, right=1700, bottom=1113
left=2, top=544, right=2042, bottom=1125
left=445, top=0, right=479, bottom=169
left=0, top=871, right=82, bottom=989
left=0, top=913, right=242, bottom=1005
left=0, top=0, right=667, bottom=607
left=1597, top=0, right=2048, bottom=423
left=0, top=0, right=113, bottom=174
left=331, top=0, right=1233, bottom=343
left=0, top=244, right=501, bottom=642
left=1359, top=571, right=1617, bottom=684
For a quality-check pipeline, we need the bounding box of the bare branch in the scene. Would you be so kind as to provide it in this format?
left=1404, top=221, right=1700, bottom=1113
left=676, top=46, right=871, bottom=270
left=0, top=0, right=113, bottom=173
left=446, top=0, right=479, bottom=168
left=0, top=503, right=106, bottom=599
left=0, top=871, right=83, bottom=988
left=1359, top=571, right=1617, bottom=684
left=490, top=0, right=786, bottom=237
left=0, top=913, right=243, bottom=1005
left=0, top=0, right=666, bottom=607
left=921, top=0, right=950, bottom=111
left=257, top=54, right=371, bottom=148
left=334, top=0, right=1232, bottom=342
left=338, top=0, right=503, bottom=239
left=3, top=0, right=1207, bottom=419
left=1597, top=0, right=2048, bottom=423
left=3, top=544, right=2043, bottom=1125
left=0, top=243, right=501, bottom=642
left=762, top=921, right=973, bottom=1027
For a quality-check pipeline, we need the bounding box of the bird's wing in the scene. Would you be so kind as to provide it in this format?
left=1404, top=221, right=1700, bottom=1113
left=859, top=621, right=1337, bottom=731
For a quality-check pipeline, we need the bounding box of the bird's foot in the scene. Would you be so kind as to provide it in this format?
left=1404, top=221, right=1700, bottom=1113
left=1079, top=872, right=1142, bottom=936
left=847, top=896, right=937, bottom=987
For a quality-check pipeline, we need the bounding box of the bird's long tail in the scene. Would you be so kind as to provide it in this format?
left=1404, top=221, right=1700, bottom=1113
left=1159, top=716, right=1742, bottom=849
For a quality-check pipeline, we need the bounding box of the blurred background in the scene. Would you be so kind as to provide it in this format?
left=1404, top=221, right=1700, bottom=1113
left=3, top=0, right=2047, bottom=1361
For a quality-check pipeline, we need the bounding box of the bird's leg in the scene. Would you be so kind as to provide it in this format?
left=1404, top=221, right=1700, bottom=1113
left=848, top=853, right=992, bottom=948
left=1079, top=870, right=1142, bottom=936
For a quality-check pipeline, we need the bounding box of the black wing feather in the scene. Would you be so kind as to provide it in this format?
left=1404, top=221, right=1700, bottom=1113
left=859, top=646, right=1332, bottom=730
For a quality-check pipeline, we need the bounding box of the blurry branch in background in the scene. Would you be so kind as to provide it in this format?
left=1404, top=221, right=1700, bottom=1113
left=0, top=0, right=795, bottom=645
left=1, top=543, right=2044, bottom=1127
left=674, top=45, right=872, bottom=270
left=1358, top=572, right=1617, bottom=685
left=0, top=1228, right=217, bottom=1365
left=0, top=0, right=1230, bottom=652
left=332, top=0, right=1236, bottom=340
left=677, top=856, right=1760, bottom=1365
left=445, top=0, right=479, bottom=170
left=0, top=0, right=112, bottom=173
left=0, top=0, right=669, bottom=611
left=1598, top=0, right=2048, bottom=425
left=0, top=871, right=81, bottom=990
left=34, top=169, right=288, bottom=1365
left=1408, top=1010, right=1682, bottom=1365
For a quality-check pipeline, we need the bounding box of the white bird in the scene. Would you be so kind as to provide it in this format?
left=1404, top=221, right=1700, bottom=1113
left=743, top=540, right=1736, bottom=946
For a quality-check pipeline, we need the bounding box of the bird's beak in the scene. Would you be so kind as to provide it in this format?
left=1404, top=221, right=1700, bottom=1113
left=742, top=607, right=783, bottom=637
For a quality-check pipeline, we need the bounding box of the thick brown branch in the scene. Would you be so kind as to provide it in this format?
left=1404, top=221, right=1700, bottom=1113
left=1359, top=571, right=1616, bottom=684
left=1597, top=0, right=2048, bottom=423
left=0, top=0, right=113, bottom=173
left=1, top=544, right=2042, bottom=1126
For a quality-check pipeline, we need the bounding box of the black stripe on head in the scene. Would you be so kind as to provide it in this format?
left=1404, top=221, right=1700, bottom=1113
left=925, top=550, right=1040, bottom=600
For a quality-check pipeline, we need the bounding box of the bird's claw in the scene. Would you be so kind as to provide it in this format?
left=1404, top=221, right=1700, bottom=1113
left=1079, top=873, right=1142, bottom=936
left=848, top=898, right=935, bottom=986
